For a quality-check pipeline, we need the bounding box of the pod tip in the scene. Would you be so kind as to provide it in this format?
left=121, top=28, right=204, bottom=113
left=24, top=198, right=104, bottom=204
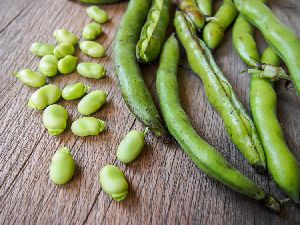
left=264, top=195, right=282, bottom=213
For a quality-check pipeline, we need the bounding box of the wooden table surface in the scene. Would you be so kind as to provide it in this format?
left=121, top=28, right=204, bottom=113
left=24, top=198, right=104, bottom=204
left=0, top=0, right=299, bottom=224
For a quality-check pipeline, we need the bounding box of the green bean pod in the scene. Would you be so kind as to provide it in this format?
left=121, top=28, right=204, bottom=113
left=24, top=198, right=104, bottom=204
left=175, top=11, right=266, bottom=173
left=71, top=117, right=106, bottom=136
left=177, top=0, right=205, bottom=31
left=42, top=104, right=68, bottom=135
left=28, top=84, right=61, bottom=110
left=250, top=48, right=300, bottom=203
left=117, top=129, right=147, bottom=163
left=77, top=90, right=107, bottom=115
left=62, top=83, right=90, bottom=100
left=30, top=42, right=55, bottom=57
left=49, top=147, right=75, bottom=185
left=99, top=165, right=128, bottom=201
left=86, top=6, right=108, bottom=24
left=15, top=69, right=46, bottom=88
left=203, top=0, right=237, bottom=50
left=234, top=0, right=300, bottom=96
left=195, top=0, right=213, bottom=16
left=156, top=34, right=280, bottom=211
left=136, top=0, right=171, bottom=63
left=233, top=16, right=260, bottom=68
left=79, top=0, right=126, bottom=3
left=232, top=0, right=266, bottom=68
left=114, top=0, right=166, bottom=137
left=38, top=55, right=58, bottom=77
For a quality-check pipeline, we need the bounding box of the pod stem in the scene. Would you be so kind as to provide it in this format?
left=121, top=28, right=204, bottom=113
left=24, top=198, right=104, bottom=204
left=263, top=195, right=282, bottom=213
left=205, top=16, right=216, bottom=22
left=247, top=65, right=290, bottom=81
left=142, top=127, right=149, bottom=137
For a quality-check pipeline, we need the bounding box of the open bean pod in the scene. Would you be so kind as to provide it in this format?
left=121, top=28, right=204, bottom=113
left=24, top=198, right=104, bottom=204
left=136, top=0, right=171, bottom=63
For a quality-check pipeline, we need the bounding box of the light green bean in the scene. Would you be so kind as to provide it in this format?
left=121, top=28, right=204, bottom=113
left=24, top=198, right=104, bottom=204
left=71, top=117, right=106, bottom=136
left=117, top=129, right=147, bottom=163
left=54, top=29, right=78, bottom=45
left=62, top=83, right=90, bottom=100
left=42, top=104, right=68, bottom=135
left=15, top=69, right=46, bottom=88
left=86, top=6, right=108, bottom=24
left=57, top=55, right=78, bottom=74
left=77, top=90, right=107, bottom=115
left=82, top=22, right=103, bottom=40
left=99, top=165, right=128, bottom=201
left=38, top=55, right=58, bottom=77
left=54, top=43, right=75, bottom=59
left=80, top=41, right=106, bottom=58
left=28, top=84, right=61, bottom=110
left=30, top=42, right=55, bottom=57
left=77, top=62, right=106, bottom=79
left=49, top=147, right=75, bottom=185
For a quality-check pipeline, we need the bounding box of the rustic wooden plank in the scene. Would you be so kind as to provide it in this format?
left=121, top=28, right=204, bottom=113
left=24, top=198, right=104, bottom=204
left=0, top=0, right=299, bottom=224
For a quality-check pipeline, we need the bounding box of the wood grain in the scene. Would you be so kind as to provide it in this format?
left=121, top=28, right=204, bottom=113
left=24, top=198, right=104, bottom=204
left=0, top=0, right=299, bottom=224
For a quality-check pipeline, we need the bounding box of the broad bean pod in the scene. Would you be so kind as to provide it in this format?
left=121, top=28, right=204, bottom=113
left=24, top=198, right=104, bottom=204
left=114, top=0, right=166, bottom=136
left=177, top=0, right=205, bottom=31
left=86, top=6, right=108, bottom=24
left=117, top=129, right=147, bottom=163
left=175, top=11, right=266, bottom=173
left=15, top=69, right=46, bottom=88
left=136, top=0, right=171, bottom=63
left=77, top=90, right=107, bottom=115
left=38, top=55, right=58, bottom=77
left=54, top=43, right=75, bottom=59
left=28, top=84, right=61, bottom=110
left=77, top=62, right=106, bottom=79
left=62, top=83, right=90, bottom=100
left=57, top=55, right=78, bottom=74
left=79, top=0, right=126, bottom=3
left=71, top=117, right=106, bottom=136
left=54, top=29, right=78, bottom=46
left=196, top=0, right=213, bottom=16
left=49, top=147, right=75, bottom=185
left=99, top=165, right=128, bottom=201
left=42, top=104, right=68, bottom=135
left=250, top=47, right=300, bottom=203
left=156, top=34, right=280, bottom=211
left=203, top=0, right=237, bottom=50
left=82, top=22, right=103, bottom=40
left=30, top=42, right=55, bottom=57
left=80, top=41, right=106, bottom=58
left=234, top=0, right=300, bottom=96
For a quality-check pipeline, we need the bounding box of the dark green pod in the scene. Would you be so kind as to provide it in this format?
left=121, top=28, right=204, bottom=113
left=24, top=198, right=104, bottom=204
left=157, top=34, right=268, bottom=203
left=250, top=47, right=300, bottom=203
left=114, top=0, right=166, bottom=136
left=203, top=0, right=237, bottom=50
left=175, top=11, right=266, bottom=173
left=136, top=0, right=171, bottom=63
